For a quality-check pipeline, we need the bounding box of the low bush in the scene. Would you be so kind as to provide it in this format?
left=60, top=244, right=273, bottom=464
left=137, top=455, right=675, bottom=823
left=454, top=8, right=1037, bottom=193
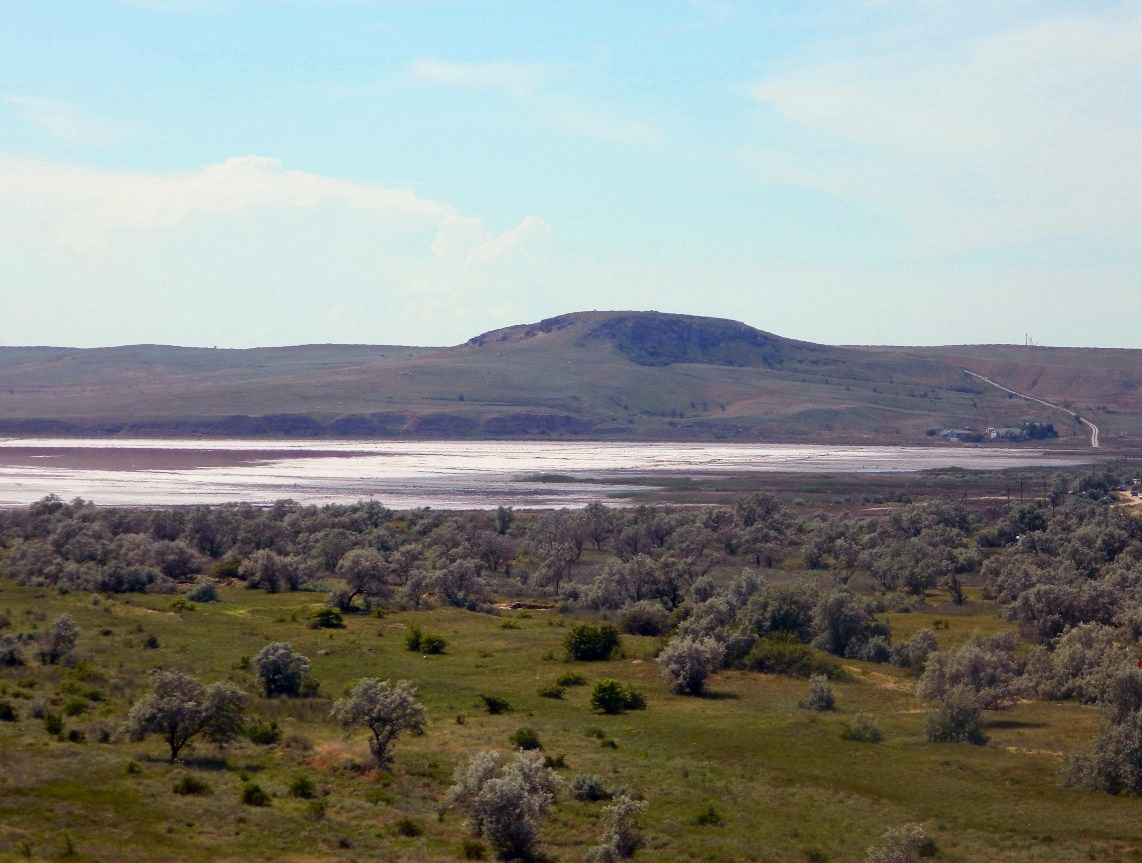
left=842, top=713, right=884, bottom=743
left=241, top=782, right=271, bottom=806
left=173, top=775, right=211, bottom=796
left=288, top=774, right=319, bottom=799
left=590, top=679, right=645, bottom=715
left=479, top=694, right=512, bottom=715
left=800, top=675, right=835, bottom=711
left=741, top=635, right=839, bottom=678
left=244, top=718, right=282, bottom=745
left=557, top=672, right=588, bottom=687
left=0, top=701, right=17, bottom=722
left=392, top=816, right=424, bottom=837
left=509, top=727, right=543, bottom=750
left=566, top=623, right=621, bottom=661
left=695, top=805, right=724, bottom=826
left=925, top=690, right=986, bottom=744
left=570, top=774, right=613, bottom=802
left=307, top=608, right=344, bottom=629
left=537, top=684, right=564, bottom=699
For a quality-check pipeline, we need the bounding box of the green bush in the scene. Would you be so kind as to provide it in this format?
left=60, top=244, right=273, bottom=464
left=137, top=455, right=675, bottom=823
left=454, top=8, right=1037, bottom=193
left=556, top=672, right=588, bottom=687
left=245, top=718, right=282, bottom=745
left=241, top=782, right=271, bottom=806
left=841, top=713, right=884, bottom=743
left=509, top=727, right=543, bottom=750
left=0, top=701, right=18, bottom=722
left=741, top=635, right=839, bottom=678
left=406, top=625, right=447, bottom=654
left=537, top=684, right=564, bottom=699
left=565, top=623, right=621, bottom=661
left=589, top=679, right=645, bottom=715
left=461, top=839, right=488, bottom=860
left=695, top=805, right=724, bottom=826
left=392, top=816, right=424, bottom=837
left=926, top=691, right=987, bottom=744
left=308, top=608, right=344, bottom=629
left=479, top=694, right=512, bottom=715
left=43, top=713, right=64, bottom=737
left=288, top=774, right=319, bottom=799
left=173, top=775, right=211, bottom=796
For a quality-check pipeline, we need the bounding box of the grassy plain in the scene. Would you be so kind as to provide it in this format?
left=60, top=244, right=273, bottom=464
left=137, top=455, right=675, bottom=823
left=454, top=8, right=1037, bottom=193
left=1, top=573, right=1139, bottom=863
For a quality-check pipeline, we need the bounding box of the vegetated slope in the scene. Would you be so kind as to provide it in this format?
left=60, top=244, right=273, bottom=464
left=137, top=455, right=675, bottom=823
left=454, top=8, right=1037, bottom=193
left=0, top=311, right=1137, bottom=443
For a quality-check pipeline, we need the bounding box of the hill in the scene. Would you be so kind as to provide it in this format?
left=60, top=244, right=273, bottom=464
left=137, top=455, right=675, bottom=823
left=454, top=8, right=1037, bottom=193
left=0, top=311, right=1138, bottom=446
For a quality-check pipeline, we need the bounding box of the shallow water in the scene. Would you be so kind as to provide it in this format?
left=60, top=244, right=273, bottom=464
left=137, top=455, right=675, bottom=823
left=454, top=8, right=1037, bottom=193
left=0, top=438, right=1092, bottom=509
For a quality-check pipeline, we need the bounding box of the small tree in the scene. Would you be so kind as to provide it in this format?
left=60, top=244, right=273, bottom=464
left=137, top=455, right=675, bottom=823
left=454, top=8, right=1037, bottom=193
left=450, top=749, right=560, bottom=861
left=586, top=794, right=649, bottom=861
left=122, top=670, right=246, bottom=760
left=800, top=674, right=835, bottom=711
left=253, top=642, right=311, bottom=697
left=917, top=632, right=1026, bottom=711
left=924, top=688, right=986, bottom=744
left=865, top=823, right=936, bottom=863
left=590, top=679, right=645, bottom=715
left=655, top=635, right=724, bottom=695
left=330, top=678, right=425, bottom=768
left=38, top=614, right=79, bottom=665
left=565, top=623, right=621, bottom=661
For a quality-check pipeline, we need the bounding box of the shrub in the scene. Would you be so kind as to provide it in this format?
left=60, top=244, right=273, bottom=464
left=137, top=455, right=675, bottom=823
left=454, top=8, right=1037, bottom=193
left=587, top=794, right=648, bottom=861
left=43, top=713, right=64, bottom=737
left=479, top=694, right=512, bottom=715
left=590, top=679, right=645, bottom=715
left=0, top=701, right=17, bottom=722
left=537, top=684, right=565, bottom=699
left=570, top=774, right=613, bottom=802
left=173, top=775, right=211, bottom=796
left=392, top=816, right=424, bottom=837
left=865, top=823, right=936, bottom=863
left=288, top=774, right=319, bottom=799
left=656, top=635, right=725, bottom=695
left=557, top=672, right=588, bottom=687
left=917, top=633, right=1027, bottom=711
left=741, top=635, right=839, bottom=678
left=449, top=750, right=559, bottom=862
left=186, top=580, right=219, bottom=603
left=244, top=718, right=282, bottom=745
left=842, top=713, right=884, bottom=743
left=241, top=782, right=271, bottom=806
left=695, top=805, right=723, bottom=826
left=0, top=634, right=25, bottom=667
left=543, top=753, right=567, bottom=769
left=308, top=608, right=344, bottom=629
left=925, top=690, right=987, bottom=744
left=565, top=623, right=621, bottom=661
left=330, top=678, right=427, bottom=768
left=407, top=626, right=447, bottom=654
left=38, top=614, right=79, bottom=665
left=509, top=727, right=543, bottom=751
left=618, top=601, right=671, bottom=636
left=800, top=674, right=835, bottom=711
left=461, top=839, right=488, bottom=860
left=253, top=642, right=312, bottom=698
left=1062, top=705, right=1142, bottom=795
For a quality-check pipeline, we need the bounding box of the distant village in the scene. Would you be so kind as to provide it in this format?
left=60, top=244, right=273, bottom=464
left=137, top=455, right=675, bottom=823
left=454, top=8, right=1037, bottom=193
left=935, top=421, right=1059, bottom=443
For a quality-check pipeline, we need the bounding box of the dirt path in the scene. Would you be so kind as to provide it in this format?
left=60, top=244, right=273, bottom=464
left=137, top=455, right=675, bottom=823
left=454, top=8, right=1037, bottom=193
left=962, top=370, right=1099, bottom=448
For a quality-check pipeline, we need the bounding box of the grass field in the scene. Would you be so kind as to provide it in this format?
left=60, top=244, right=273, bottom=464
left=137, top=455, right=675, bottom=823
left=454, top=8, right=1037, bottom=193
left=1, top=576, right=1139, bottom=863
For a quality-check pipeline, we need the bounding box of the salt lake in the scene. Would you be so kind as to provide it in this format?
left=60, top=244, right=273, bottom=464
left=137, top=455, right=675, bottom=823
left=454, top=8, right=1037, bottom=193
left=0, top=438, right=1095, bottom=509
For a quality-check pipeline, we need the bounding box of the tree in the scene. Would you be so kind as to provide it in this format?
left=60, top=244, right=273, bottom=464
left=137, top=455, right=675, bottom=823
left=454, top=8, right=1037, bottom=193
left=565, top=623, right=621, bottom=661
left=450, top=749, right=560, bottom=861
left=122, top=670, right=246, bottom=760
left=330, top=678, right=425, bottom=768
left=38, top=614, right=78, bottom=665
left=865, top=823, right=936, bottom=863
left=655, top=635, right=725, bottom=695
left=334, top=547, right=391, bottom=609
left=586, top=794, right=649, bottom=861
left=253, top=642, right=311, bottom=697
left=917, top=632, right=1027, bottom=710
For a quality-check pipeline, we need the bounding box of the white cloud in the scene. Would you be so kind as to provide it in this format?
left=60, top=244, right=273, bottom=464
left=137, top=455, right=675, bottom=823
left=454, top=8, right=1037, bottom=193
left=0, top=156, right=549, bottom=346
left=407, top=56, right=664, bottom=150
left=408, top=58, right=549, bottom=100
left=4, top=96, right=130, bottom=146
left=744, top=5, right=1142, bottom=257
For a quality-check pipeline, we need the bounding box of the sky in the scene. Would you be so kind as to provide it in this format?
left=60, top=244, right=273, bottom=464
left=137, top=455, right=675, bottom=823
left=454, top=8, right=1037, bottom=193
left=1, top=0, right=1140, bottom=349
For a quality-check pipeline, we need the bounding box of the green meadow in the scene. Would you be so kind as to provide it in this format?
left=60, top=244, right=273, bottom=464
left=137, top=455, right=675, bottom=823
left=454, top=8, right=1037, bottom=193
left=0, top=579, right=1138, bottom=863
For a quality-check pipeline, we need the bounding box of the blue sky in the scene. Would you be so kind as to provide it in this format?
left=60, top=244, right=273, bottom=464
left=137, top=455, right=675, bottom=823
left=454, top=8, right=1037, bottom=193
left=2, top=0, right=1139, bottom=348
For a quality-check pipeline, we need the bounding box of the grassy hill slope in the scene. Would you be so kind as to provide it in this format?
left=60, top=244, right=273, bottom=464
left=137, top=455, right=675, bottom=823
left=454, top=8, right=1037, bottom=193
left=0, top=311, right=1138, bottom=445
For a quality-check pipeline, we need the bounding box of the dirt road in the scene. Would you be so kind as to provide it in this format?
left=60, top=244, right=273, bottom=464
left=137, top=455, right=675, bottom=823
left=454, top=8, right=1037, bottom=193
left=962, top=370, right=1099, bottom=448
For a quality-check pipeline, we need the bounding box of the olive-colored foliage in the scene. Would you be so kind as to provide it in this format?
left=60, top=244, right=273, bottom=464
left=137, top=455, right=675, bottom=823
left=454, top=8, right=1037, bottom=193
left=122, top=670, right=247, bottom=760
left=565, top=623, right=621, bottom=661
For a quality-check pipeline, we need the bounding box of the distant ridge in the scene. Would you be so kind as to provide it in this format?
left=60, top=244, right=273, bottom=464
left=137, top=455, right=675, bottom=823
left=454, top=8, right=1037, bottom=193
left=0, top=310, right=1137, bottom=446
